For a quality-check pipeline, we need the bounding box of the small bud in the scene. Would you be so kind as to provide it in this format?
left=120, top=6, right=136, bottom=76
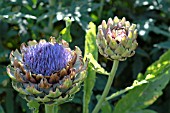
left=96, top=16, right=138, bottom=61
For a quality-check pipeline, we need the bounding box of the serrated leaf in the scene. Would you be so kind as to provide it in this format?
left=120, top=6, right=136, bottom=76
left=60, top=17, right=72, bottom=42
left=86, top=53, right=109, bottom=76
left=114, top=69, right=170, bottom=113
left=113, top=50, right=170, bottom=113
left=83, top=22, right=98, bottom=113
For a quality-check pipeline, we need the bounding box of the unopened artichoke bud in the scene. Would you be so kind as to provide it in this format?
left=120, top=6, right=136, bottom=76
left=96, top=16, right=138, bottom=61
left=7, top=37, right=87, bottom=104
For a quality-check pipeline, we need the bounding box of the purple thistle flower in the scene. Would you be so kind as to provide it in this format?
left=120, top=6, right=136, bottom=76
left=23, top=42, right=72, bottom=76
left=7, top=37, right=87, bottom=104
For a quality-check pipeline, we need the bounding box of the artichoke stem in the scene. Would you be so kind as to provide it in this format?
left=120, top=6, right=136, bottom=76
left=45, top=104, right=58, bottom=113
left=92, top=60, right=119, bottom=113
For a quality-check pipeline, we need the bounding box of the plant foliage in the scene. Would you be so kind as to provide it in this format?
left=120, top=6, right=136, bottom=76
left=0, top=0, right=170, bottom=113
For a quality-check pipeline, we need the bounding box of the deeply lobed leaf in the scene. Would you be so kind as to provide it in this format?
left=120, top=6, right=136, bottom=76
left=113, top=50, right=170, bottom=113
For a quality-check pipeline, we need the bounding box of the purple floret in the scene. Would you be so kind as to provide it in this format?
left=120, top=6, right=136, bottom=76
left=23, top=42, right=72, bottom=76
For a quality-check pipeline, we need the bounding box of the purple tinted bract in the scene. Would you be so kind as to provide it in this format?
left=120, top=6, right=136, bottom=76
left=23, top=42, right=72, bottom=76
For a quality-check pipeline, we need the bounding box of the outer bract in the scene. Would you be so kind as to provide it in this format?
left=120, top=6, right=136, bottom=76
left=7, top=37, right=87, bottom=105
left=96, top=16, right=138, bottom=61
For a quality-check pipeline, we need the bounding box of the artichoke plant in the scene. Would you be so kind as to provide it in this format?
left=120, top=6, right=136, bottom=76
left=96, top=16, right=138, bottom=61
left=7, top=37, right=87, bottom=105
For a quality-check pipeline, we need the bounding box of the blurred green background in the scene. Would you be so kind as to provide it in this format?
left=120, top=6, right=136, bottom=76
left=0, top=0, right=170, bottom=113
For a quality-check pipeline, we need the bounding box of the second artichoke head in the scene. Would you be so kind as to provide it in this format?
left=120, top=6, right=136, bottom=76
left=96, top=16, right=138, bottom=61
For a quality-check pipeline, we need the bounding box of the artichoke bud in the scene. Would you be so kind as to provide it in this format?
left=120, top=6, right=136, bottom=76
left=7, top=37, right=87, bottom=104
left=96, top=16, right=138, bottom=61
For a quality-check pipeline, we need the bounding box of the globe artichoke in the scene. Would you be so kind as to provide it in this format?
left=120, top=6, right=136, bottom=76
left=96, top=16, right=138, bottom=61
left=7, top=37, right=87, bottom=104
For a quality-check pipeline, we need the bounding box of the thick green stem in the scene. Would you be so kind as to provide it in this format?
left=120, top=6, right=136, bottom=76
left=92, top=60, right=119, bottom=113
left=45, top=104, right=58, bottom=113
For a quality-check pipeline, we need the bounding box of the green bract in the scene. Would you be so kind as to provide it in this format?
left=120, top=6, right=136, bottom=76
left=96, top=16, right=138, bottom=61
left=7, top=37, right=87, bottom=105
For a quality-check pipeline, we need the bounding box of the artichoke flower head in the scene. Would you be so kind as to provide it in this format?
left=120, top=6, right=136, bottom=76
left=97, top=16, right=138, bottom=61
left=7, top=37, right=87, bottom=104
